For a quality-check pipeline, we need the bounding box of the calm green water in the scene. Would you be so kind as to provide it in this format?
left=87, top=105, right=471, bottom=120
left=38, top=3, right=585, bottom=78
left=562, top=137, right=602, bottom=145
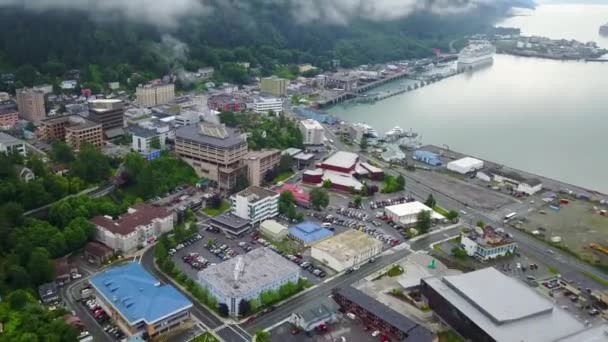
left=328, top=4, right=608, bottom=193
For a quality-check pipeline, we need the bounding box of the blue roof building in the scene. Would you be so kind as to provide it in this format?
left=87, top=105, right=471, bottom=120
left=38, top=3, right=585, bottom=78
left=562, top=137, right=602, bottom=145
left=89, top=262, right=192, bottom=337
left=413, top=150, right=442, bottom=166
left=289, top=221, right=334, bottom=245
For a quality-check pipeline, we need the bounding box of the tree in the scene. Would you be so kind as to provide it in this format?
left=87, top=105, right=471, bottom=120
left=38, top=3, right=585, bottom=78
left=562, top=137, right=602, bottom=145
left=452, top=247, right=468, bottom=259
left=322, top=179, right=332, bottom=189
left=155, top=241, right=168, bottom=262
left=7, top=289, right=29, bottom=310
left=310, top=188, right=329, bottom=211
left=71, top=143, right=111, bottom=183
left=396, top=174, right=406, bottom=190
left=416, top=210, right=432, bottom=234
left=28, top=247, right=54, bottom=286
left=476, top=220, right=486, bottom=228
left=354, top=195, right=362, bottom=207
left=50, top=141, right=75, bottom=164
left=360, top=135, right=368, bottom=151
left=278, top=190, right=296, bottom=214
left=424, top=194, right=436, bottom=209
left=218, top=303, right=229, bottom=317
left=255, top=331, right=271, bottom=342
left=7, top=264, right=31, bottom=289
left=446, top=210, right=459, bottom=221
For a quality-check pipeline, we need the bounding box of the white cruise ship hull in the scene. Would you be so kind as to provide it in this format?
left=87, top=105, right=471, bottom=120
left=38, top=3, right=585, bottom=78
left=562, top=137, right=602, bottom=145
left=458, top=54, right=494, bottom=65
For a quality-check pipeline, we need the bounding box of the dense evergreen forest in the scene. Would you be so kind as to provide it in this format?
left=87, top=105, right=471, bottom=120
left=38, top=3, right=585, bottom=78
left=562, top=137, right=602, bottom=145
left=0, top=0, right=527, bottom=91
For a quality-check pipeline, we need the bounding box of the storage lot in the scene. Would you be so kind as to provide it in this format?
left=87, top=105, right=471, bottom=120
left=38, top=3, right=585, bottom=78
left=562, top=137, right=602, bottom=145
left=270, top=313, right=378, bottom=342
left=518, top=199, right=608, bottom=264
left=80, top=295, right=126, bottom=342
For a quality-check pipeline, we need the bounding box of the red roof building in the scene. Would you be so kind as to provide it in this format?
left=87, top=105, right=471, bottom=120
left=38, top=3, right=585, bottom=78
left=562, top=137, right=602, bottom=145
left=275, top=183, right=311, bottom=207
left=91, top=204, right=174, bottom=253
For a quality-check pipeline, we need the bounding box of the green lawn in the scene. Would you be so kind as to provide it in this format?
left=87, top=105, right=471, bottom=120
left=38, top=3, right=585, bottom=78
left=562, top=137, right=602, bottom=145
left=202, top=200, right=231, bottom=216
left=435, top=206, right=449, bottom=216
left=273, top=170, right=294, bottom=183
left=548, top=266, right=560, bottom=275
left=438, top=330, right=465, bottom=342
left=582, top=271, right=608, bottom=287
left=191, top=332, right=220, bottom=342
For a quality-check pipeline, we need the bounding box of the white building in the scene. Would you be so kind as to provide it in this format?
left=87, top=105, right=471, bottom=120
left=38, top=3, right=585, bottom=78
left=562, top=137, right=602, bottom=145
left=252, top=96, right=283, bottom=115
left=231, top=186, right=279, bottom=225
left=130, top=124, right=168, bottom=153
left=447, top=157, right=484, bottom=174
left=311, top=230, right=383, bottom=272
left=260, top=220, right=288, bottom=241
left=198, top=248, right=300, bottom=317
left=60, top=80, right=78, bottom=90
left=0, top=132, right=27, bottom=157
left=490, top=169, right=543, bottom=195
left=299, top=119, right=325, bottom=145
left=385, top=201, right=445, bottom=227
left=136, top=83, right=175, bottom=108
left=91, top=204, right=174, bottom=253
left=461, top=226, right=517, bottom=261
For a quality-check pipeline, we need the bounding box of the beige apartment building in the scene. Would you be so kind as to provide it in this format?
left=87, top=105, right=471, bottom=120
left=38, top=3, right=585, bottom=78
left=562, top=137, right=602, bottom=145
left=136, top=83, right=175, bottom=107
left=260, top=76, right=288, bottom=97
left=40, top=115, right=103, bottom=150
left=244, top=149, right=281, bottom=186
left=175, top=123, right=248, bottom=189
left=16, top=88, right=46, bottom=123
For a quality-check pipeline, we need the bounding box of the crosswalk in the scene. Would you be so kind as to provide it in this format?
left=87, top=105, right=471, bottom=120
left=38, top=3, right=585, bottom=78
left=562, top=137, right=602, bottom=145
left=211, top=324, right=228, bottom=333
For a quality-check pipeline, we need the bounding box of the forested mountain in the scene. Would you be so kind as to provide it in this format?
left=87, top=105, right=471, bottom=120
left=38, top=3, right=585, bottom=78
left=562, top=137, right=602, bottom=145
left=0, top=0, right=528, bottom=91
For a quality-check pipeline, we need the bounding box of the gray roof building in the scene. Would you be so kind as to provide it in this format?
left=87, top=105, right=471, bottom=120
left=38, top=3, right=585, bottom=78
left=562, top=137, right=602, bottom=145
left=421, top=267, right=588, bottom=342
left=198, top=247, right=300, bottom=317
left=290, top=300, right=339, bottom=331
left=175, top=123, right=246, bottom=148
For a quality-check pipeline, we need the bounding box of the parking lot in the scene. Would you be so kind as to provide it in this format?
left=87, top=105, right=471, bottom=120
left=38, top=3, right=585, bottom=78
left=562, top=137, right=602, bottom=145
left=171, top=223, right=328, bottom=285
left=80, top=293, right=126, bottom=342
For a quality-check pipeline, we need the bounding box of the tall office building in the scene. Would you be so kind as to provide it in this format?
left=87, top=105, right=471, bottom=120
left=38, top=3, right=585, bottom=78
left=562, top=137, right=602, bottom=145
left=175, top=123, right=248, bottom=189
left=40, top=115, right=103, bottom=150
left=16, top=88, right=46, bottom=123
left=88, top=99, right=125, bottom=139
left=136, top=83, right=175, bottom=107
left=260, top=76, right=288, bottom=97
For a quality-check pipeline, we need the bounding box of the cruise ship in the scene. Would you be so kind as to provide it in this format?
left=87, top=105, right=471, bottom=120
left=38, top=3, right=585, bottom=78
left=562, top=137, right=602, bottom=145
left=458, top=41, right=496, bottom=68
left=600, top=23, right=608, bottom=36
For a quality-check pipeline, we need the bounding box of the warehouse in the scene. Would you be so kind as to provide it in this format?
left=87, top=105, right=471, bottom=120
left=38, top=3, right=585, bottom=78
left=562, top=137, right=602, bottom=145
left=198, top=248, right=300, bottom=317
left=360, top=162, right=384, bottom=180
left=447, top=157, right=484, bottom=174
left=413, top=150, right=442, bottom=166
left=311, top=230, right=383, bottom=272
left=260, top=219, right=288, bottom=241
left=421, top=268, right=587, bottom=342
left=385, top=201, right=445, bottom=227
left=319, top=151, right=359, bottom=174
left=289, top=221, right=334, bottom=246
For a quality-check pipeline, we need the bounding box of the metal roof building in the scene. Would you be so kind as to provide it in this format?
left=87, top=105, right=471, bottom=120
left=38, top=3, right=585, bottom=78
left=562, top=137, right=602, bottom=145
left=385, top=201, right=445, bottom=227
left=421, top=267, right=587, bottom=342
left=289, top=221, right=334, bottom=246
left=89, top=262, right=192, bottom=337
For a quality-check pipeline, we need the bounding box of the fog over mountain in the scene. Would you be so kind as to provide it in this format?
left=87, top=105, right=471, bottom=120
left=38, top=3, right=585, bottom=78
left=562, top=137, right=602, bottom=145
left=0, top=0, right=534, bottom=28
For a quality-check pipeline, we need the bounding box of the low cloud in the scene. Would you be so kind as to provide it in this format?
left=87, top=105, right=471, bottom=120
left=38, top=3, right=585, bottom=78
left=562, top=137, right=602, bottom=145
left=0, top=0, right=210, bottom=28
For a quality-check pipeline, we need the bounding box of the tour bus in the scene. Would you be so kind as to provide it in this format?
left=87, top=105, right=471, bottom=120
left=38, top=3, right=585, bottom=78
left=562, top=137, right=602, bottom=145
left=503, top=212, right=517, bottom=223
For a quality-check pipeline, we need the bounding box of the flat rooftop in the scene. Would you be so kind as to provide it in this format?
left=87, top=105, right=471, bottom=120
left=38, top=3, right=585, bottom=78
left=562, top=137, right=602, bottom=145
left=423, top=267, right=586, bottom=342
left=198, top=248, right=300, bottom=298
left=89, top=262, right=192, bottom=325
left=210, top=213, right=250, bottom=230
left=322, top=151, right=359, bottom=170
left=386, top=201, right=445, bottom=220
left=235, top=186, right=278, bottom=203
left=312, top=230, right=382, bottom=264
